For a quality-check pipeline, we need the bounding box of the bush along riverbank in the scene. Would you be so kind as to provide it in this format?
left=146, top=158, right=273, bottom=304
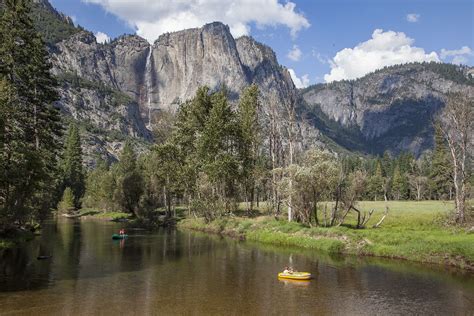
left=0, top=227, right=36, bottom=250
left=178, top=208, right=474, bottom=271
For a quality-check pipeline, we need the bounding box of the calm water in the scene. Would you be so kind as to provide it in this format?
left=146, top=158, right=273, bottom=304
left=0, top=219, right=473, bottom=315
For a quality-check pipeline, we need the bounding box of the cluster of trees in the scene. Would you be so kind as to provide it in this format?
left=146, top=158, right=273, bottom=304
left=0, top=0, right=63, bottom=230
left=0, top=1, right=89, bottom=231
left=29, top=0, right=83, bottom=45
left=82, top=86, right=263, bottom=223
left=339, top=127, right=454, bottom=202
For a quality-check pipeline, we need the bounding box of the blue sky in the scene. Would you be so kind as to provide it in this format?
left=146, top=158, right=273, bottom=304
left=50, top=0, right=473, bottom=86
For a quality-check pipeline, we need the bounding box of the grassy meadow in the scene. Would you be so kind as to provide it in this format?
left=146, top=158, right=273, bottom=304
left=179, top=200, right=474, bottom=270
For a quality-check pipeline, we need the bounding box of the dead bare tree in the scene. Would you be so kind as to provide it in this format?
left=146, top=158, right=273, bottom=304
left=439, top=93, right=473, bottom=224
left=408, top=175, right=428, bottom=201
left=283, top=99, right=297, bottom=222
left=337, top=170, right=389, bottom=229
left=373, top=194, right=389, bottom=228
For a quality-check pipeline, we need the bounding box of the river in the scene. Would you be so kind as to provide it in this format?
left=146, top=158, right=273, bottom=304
left=0, top=219, right=473, bottom=315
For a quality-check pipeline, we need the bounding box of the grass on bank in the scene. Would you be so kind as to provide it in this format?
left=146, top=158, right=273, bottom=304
left=0, top=229, right=35, bottom=250
left=179, top=200, right=474, bottom=269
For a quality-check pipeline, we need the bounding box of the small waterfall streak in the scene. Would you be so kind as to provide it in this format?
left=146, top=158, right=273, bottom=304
left=145, top=46, right=153, bottom=130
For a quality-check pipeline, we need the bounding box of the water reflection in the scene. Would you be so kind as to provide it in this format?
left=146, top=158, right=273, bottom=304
left=0, top=219, right=473, bottom=315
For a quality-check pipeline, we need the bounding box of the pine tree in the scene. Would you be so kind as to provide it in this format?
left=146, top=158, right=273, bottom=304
left=0, top=0, right=62, bottom=227
left=61, top=123, right=84, bottom=207
left=58, top=187, right=75, bottom=214
left=368, top=161, right=385, bottom=201
left=197, top=90, right=240, bottom=212
left=381, top=151, right=393, bottom=177
left=237, top=85, right=260, bottom=211
left=115, top=142, right=143, bottom=215
left=429, top=124, right=453, bottom=200
left=391, top=164, right=408, bottom=200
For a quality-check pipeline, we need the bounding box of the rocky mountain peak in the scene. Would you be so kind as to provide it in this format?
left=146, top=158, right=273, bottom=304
left=300, top=62, right=474, bottom=156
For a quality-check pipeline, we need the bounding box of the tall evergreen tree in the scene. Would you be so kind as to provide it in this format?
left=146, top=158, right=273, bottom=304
left=0, top=0, right=62, bottom=227
left=82, top=157, right=117, bottom=212
left=237, top=85, right=260, bottom=211
left=429, top=124, right=453, bottom=200
left=115, top=142, right=143, bottom=215
left=367, top=161, right=385, bottom=201
left=391, top=164, right=408, bottom=200
left=197, top=90, right=240, bottom=211
left=61, top=123, right=84, bottom=207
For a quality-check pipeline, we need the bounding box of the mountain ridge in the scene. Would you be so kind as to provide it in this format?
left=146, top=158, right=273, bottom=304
left=299, top=62, right=474, bottom=156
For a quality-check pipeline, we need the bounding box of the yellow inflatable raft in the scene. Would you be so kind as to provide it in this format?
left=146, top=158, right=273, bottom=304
left=278, top=272, right=312, bottom=280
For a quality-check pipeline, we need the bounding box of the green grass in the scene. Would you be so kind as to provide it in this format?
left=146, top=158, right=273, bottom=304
left=0, top=239, right=15, bottom=249
left=179, top=200, right=474, bottom=270
left=76, top=209, right=131, bottom=221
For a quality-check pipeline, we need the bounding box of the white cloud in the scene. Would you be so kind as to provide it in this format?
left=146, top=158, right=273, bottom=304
left=95, top=31, right=110, bottom=44
left=440, top=46, right=472, bottom=59
left=82, top=0, right=310, bottom=43
left=451, top=55, right=468, bottom=65
left=312, top=49, right=328, bottom=64
left=288, top=68, right=309, bottom=88
left=406, top=13, right=420, bottom=23
left=287, top=45, right=302, bottom=61
left=440, top=46, right=472, bottom=64
left=324, top=29, right=439, bottom=82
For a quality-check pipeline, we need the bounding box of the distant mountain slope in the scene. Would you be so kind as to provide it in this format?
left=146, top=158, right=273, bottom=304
left=299, top=63, right=474, bottom=156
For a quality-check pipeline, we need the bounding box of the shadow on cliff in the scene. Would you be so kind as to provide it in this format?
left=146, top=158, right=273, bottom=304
left=298, top=95, right=445, bottom=156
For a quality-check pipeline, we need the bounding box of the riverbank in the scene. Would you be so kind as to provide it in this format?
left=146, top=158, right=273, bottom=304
left=178, top=201, right=474, bottom=270
left=60, top=208, right=181, bottom=229
left=60, top=209, right=131, bottom=221
left=0, top=229, right=35, bottom=250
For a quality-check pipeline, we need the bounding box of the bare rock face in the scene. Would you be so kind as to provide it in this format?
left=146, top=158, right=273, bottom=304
left=52, top=22, right=299, bottom=114
left=301, top=63, right=474, bottom=156
left=236, top=36, right=296, bottom=108
left=151, top=23, right=249, bottom=111
left=49, top=20, right=325, bottom=163
left=50, top=32, right=152, bottom=164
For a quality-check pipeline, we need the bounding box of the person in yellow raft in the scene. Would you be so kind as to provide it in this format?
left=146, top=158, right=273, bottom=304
left=283, top=266, right=294, bottom=274
left=279, top=267, right=312, bottom=280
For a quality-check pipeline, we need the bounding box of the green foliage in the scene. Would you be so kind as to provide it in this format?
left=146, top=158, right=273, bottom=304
left=82, top=158, right=117, bottom=211
left=367, top=161, right=385, bottom=200
left=58, top=187, right=75, bottom=214
left=114, top=142, right=143, bottom=215
left=429, top=124, right=453, bottom=199
left=60, top=123, right=84, bottom=207
left=277, top=149, right=339, bottom=225
left=29, top=1, right=82, bottom=45
left=391, top=164, right=408, bottom=200
left=0, top=0, right=63, bottom=229
left=237, top=85, right=261, bottom=211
